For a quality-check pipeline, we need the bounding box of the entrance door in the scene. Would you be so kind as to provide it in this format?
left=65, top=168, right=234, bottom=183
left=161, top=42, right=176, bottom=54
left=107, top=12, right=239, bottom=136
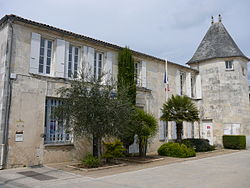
left=202, top=120, right=213, bottom=145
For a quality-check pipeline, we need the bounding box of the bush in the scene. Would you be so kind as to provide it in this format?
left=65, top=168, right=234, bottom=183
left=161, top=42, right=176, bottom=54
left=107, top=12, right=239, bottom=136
left=182, top=138, right=215, bottom=152
left=157, top=142, right=196, bottom=158
left=82, top=153, right=101, bottom=168
left=102, top=140, right=125, bottom=162
left=223, top=135, right=246, bottom=149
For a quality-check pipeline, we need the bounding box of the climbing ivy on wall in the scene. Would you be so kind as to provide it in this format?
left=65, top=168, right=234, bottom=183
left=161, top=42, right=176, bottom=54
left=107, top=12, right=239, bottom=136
left=117, top=47, right=136, bottom=105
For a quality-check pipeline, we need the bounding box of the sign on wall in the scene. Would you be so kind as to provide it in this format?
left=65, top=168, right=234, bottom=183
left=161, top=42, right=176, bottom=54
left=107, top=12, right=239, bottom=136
left=15, top=131, right=24, bottom=142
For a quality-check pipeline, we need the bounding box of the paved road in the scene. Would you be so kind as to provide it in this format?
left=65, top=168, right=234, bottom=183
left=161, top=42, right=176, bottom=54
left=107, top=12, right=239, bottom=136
left=0, top=150, right=250, bottom=188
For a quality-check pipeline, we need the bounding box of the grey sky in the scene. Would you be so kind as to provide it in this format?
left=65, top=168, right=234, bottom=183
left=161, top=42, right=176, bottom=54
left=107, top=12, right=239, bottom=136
left=1, top=0, right=250, bottom=79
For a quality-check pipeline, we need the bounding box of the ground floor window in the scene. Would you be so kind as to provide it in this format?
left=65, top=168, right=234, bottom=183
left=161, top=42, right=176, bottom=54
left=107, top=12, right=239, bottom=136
left=44, top=98, right=73, bottom=144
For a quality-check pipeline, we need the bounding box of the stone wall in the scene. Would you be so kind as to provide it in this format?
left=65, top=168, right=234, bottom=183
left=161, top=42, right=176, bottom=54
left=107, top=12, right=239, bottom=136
left=190, top=58, right=250, bottom=147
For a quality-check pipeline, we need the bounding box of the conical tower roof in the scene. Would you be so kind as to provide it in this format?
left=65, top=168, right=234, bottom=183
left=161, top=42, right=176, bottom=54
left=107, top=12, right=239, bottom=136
left=187, top=20, right=249, bottom=64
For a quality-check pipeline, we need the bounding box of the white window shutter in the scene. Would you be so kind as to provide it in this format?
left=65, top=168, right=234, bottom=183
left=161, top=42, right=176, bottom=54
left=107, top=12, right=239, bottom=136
left=175, top=70, right=181, bottom=95
left=55, top=39, right=66, bottom=78
left=195, top=75, right=202, bottom=99
left=29, top=32, right=41, bottom=74
left=186, top=72, right=191, bottom=97
left=88, top=47, right=95, bottom=78
left=159, top=121, right=165, bottom=141
left=64, top=42, right=69, bottom=78
left=141, top=61, right=147, bottom=88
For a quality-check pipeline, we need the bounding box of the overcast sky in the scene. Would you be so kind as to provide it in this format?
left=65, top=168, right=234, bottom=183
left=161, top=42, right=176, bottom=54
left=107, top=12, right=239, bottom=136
left=1, top=0, right=250, bottom=79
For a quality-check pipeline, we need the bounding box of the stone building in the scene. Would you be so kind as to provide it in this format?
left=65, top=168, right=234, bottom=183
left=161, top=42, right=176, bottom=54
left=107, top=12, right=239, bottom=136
left=187, top=16, right=250, bottom=147
left=0, top=14, right=248, bottom=168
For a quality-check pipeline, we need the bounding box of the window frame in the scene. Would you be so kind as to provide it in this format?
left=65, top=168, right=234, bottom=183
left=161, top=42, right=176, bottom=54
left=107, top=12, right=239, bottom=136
left=39, top=37, right=53, bottom=75
left=68, top=44, right=79, bottom=79
left=44, top=98, right=73, bottom=145
left=180, top=71, right=186, bottom=96
left=94, top=51, right=104, bottom=80
left=135, top=61, right=142, bottom=87
left=225, top=60, right=234, bottom=70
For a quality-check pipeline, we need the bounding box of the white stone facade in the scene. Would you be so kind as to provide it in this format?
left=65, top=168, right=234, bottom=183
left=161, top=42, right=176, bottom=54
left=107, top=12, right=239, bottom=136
left=0, top=15, right=249, bottom=168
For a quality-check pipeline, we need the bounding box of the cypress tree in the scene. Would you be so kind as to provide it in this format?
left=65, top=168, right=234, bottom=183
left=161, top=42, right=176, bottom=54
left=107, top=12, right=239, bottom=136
left=117, top=47, right=136, bottom=105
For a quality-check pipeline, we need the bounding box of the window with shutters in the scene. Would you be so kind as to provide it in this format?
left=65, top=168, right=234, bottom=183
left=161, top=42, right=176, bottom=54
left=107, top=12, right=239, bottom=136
left=44, top=98, right=73, bottom=144
left=225, top=60, right=233, bottom=70
left=68, top=45, right=79, bottom=78
left=135, top=61, right=142, bottom=87
left=39, top=38, right=53, bottom=75
left=94, top=51, right=103, bottom=80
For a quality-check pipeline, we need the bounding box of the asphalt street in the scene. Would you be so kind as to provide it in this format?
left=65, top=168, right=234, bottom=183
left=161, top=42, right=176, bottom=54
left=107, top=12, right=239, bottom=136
left=0, top=150, right=250, bottom=188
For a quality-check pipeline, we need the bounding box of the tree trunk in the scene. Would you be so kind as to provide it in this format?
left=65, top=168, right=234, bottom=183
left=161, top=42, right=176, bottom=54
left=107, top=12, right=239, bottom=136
left=176, top=122, right=183, bottom=143
left=139, top=138, right=147, bottom=157
left=93, top=136, right=102, bottom=158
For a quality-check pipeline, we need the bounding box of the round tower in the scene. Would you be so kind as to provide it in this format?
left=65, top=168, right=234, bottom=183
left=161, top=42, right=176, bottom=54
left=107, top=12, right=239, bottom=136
left=187, top=15, right=250, bottom=147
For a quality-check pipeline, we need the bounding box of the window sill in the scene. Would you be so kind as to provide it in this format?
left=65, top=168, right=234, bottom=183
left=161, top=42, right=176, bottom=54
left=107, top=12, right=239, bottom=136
left=44, top=143, right=74, bottom=147
left=225, top=69, right=234, bottom=71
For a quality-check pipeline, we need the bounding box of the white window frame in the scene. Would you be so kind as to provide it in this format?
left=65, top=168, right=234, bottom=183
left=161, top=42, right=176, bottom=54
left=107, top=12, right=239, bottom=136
left=94, top=51, right=104, bottom=80
left=44, top=98, right=73, bottom=144
left=39, top=38, right=53, bottom=75
left=225, top=60, right=233, bottom=70
left=68, top=45, right=79, bottom=78
left=135, top=61, right=142, bottom=87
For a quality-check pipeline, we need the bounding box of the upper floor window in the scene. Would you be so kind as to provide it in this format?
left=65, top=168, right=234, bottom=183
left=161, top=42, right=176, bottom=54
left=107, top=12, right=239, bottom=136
left=180, top=72, right=186, bottom=95
left=39, top=38, right=53, bottom=74
left=94, top=51, right=103, bottom=80
left=225, top=60, right=233, bottom=70
left=191, top=76, right=196, bottom=98
left=135, top=61, right=142, bottom=86
left=68, top=45, right=79, bottom=78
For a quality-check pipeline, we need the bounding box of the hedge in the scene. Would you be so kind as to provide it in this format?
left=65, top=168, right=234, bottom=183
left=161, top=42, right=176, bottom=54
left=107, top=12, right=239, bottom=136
left=182, top=138, right=215, bottom=152
left=157, top=142, right=196, bottom=158
left=223, top=135, right=246, bottom=149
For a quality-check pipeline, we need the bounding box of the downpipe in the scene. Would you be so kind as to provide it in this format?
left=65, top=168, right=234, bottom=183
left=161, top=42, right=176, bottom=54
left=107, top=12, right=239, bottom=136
left=0, top=17, right=13, bottom=169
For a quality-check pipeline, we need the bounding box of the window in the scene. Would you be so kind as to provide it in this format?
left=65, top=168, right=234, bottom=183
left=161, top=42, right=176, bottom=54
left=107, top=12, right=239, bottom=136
left=135, top=61, right=142, bottom=86
left=94, top=51, right=103, bottom=80
left=180, top=72, right=186, bottom=95
left=225, top=60, right=233, bottom=70
left=68, top=45, right=79, bottom=78
left=191, top=76, right=196, bottom=98
left=39, top=38, right=53, bottom=74
left=44, top=98, right=73, bottom=144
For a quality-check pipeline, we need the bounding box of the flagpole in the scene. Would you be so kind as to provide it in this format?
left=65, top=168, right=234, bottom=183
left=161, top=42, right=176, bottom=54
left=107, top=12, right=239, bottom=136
left=165, top=59, right=168, bottom=101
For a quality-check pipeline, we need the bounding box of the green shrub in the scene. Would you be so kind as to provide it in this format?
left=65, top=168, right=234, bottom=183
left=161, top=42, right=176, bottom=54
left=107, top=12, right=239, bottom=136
left=82, top=153, right=101, bottom=168
left=157, top=142, right=196, bottom=158
left=102, top=140, right=125, bottom=162
left=182, top=138, right=215, bottom=152
left=223, top=135, right=246, bottom=149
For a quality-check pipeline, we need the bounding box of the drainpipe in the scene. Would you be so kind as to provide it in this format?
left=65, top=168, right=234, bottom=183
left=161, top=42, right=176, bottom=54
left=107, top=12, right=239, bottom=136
left=0, top=17, right=14, bottom=169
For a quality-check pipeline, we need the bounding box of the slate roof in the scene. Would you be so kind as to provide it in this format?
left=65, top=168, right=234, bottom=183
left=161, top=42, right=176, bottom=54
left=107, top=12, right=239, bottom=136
left=187, top=21, right=249, bottom=64
left=0, top=14, right=198, bottom=72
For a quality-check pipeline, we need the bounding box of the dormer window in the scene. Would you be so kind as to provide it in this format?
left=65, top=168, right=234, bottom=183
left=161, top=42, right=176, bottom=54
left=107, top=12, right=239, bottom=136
left=225, top=60, right=233, bottom=70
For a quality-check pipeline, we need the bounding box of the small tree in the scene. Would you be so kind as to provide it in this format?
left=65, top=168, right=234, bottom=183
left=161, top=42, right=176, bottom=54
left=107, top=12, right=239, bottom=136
left=55, top=73, right=133, bottom=158
left=161, top=95, right=199, bottom=143
left=133, top=108, right=158, bottom=157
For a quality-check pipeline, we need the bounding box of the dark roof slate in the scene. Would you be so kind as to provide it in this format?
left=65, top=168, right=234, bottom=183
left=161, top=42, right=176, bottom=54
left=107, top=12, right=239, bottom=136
left=0, top=14, right=198, bottom=72
left=187, top=22, right=249, bottom=64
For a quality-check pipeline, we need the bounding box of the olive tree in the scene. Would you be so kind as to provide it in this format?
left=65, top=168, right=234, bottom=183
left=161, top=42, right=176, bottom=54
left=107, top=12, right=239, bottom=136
left=55, top=72, right=133, bottom=158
